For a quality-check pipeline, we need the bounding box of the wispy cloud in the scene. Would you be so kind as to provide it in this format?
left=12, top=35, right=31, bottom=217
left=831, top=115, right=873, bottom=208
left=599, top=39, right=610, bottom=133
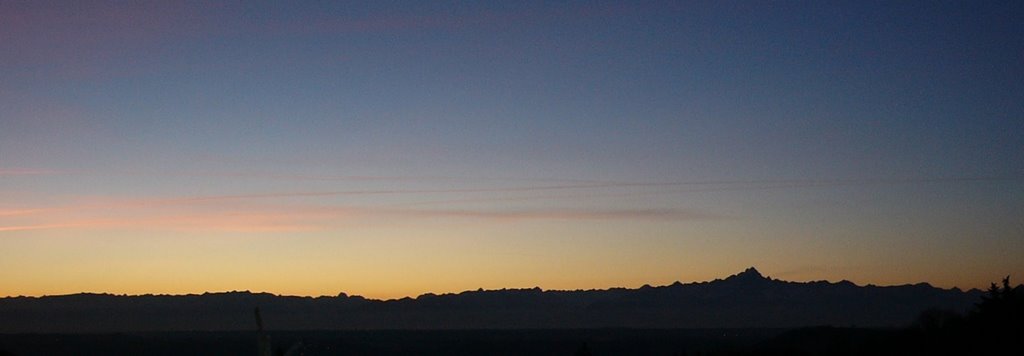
left=0, top=168, right=63, bottom=176
left=0, top=224, right=75, bottom=232
left=83, top=175, right=1024, bottom=206
left=378, top=208, right=719, bottom=222
left=0, top=209, right=49, bottom=217
left=3, top=174, right=1018, bottom=233
left=5, top=165, right=1019, bottom=187
left=0, top=213, right=327, bottom=233
left=0, top=204, right=715, bottom=233
left=0, top=220, right=118, bottom=232
left=0, top=166, right=617, bottom=184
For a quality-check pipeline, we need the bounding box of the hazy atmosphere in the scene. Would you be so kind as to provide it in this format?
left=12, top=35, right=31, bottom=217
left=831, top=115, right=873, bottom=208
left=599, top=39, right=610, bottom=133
left=1, top=1, right=1022, bottom=299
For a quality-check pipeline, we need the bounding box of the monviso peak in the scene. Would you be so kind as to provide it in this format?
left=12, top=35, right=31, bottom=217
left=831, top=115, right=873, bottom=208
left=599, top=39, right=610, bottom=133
left=726, top=267, right=769, bottom=282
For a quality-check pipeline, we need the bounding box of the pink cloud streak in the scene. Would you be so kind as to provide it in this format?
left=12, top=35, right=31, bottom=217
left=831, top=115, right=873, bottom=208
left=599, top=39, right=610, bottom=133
left=0, top=209, right=49, bottom=217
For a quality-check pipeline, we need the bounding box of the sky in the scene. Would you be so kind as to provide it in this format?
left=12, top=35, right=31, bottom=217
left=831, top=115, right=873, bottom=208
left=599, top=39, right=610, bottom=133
left=1, top=1, right=1022, bottom=299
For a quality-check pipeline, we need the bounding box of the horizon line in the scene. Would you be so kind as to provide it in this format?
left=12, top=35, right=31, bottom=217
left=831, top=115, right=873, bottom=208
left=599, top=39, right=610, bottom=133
left=1, top=269, right=991, bottom=301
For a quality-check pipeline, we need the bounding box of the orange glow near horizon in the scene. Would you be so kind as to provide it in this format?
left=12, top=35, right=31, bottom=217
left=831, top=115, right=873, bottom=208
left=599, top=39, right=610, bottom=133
left=0, top=264, right=1005, bottom=300
left=0, top=217, right=1015, bottom=300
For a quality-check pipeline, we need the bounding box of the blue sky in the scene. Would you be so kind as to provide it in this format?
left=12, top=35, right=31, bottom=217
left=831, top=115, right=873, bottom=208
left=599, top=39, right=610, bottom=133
left=1, top=1, right=1022, bottom=298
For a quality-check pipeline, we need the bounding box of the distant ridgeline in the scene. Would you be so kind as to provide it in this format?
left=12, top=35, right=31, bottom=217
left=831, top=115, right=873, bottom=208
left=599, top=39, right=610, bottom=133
left=0, top=268, right=981, bottom=333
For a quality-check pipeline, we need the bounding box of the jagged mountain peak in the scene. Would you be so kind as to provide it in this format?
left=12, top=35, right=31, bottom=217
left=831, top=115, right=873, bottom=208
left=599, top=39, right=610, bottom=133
left=726, top=266, right=767, bottom=281
left=742, top=267, right=763, bottom=277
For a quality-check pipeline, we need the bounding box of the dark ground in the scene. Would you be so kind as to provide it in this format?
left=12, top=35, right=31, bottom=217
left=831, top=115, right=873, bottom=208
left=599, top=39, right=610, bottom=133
left=0, top=328, right=781, bottom=356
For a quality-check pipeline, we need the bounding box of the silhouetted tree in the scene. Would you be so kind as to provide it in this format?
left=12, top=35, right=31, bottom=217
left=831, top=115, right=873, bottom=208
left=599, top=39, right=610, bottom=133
left=903, top=275, right=1024, bottom=354
left=968, top=276, right=1023, bottom=350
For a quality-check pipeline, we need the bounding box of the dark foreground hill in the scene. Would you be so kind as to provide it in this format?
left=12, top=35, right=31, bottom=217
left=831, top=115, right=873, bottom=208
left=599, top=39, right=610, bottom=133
left=0, top=268, right=980, bottom=333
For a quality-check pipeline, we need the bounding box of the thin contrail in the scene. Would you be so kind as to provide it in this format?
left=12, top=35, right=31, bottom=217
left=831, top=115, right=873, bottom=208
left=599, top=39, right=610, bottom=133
left=6, top=166, right=1019, bottom=186
left=2, top=175, right=1020, bottom=213
left=0, top=167, right=616, bottom=184
left=156, top=175, right=1023, bottom=204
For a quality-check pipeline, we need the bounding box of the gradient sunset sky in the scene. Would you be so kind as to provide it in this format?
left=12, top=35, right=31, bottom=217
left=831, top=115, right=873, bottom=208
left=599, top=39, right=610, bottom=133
left=1, top=1, right=1022, bottom=299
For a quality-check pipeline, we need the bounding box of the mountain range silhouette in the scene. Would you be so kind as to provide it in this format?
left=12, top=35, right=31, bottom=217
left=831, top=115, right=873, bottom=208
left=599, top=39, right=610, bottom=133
left=0, top=268, right=982, bottom=333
